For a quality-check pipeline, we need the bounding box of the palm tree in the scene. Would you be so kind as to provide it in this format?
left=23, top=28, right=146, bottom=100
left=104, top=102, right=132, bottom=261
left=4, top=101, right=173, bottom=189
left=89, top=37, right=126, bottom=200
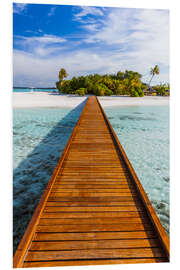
left=149, top=65, right=160, bottom=87
left=57, top=68, right=68, bottom=91
left=59, top=68, right=68, bottom=81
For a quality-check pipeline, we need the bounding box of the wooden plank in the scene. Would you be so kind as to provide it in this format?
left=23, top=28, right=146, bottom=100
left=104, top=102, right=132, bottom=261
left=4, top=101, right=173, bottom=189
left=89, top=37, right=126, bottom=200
left=25, top=248, right=165, bottom=261
left=23, top=258, right=168, bottom=268
left=49, top=192, right=137, bottom=197
left=41, top=211, right=145, bottom=218
left=30, top=239, right=159, bottom=251
left=62, top=167, right=128, bottom=172
left=45, top=201, right=140, bottom=206
left=52, top=184, right=133, bottom=189
left=62, top=163, right=124, bottom=167
left=66, top=154, right=120, bottom=158
left=37, top=223, right=152, bottom=233
left=43, top=206, right=141, bottom=212
left=56, top=177, right=131, bottom=181
left=50, top=189, right=135, bottom=194
left=38, top=217, right=148, bottom=225
left=47, top=196, right=140, bottom=202
left=33, top=231, right=156, bottom=241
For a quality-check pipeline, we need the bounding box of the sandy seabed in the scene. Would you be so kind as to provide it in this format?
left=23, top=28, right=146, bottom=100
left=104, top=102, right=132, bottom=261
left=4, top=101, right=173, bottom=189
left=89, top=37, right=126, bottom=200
left=13, top=92, right=169, bottom=108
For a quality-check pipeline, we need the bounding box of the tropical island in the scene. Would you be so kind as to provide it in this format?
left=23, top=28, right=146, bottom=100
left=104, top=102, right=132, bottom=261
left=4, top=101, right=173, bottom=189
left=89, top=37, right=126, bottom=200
left=56, top=65, right=170, bottom=97
left=13, top=65, right=170, bottom=109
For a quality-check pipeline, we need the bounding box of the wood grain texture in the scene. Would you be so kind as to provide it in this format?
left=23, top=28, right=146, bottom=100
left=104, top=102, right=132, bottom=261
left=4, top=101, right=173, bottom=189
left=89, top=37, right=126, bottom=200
left=13, top=96, right=169, bottom=268
left=33, top=231, right=156, bottom=241
left=23, top=258, right=168, bottom=268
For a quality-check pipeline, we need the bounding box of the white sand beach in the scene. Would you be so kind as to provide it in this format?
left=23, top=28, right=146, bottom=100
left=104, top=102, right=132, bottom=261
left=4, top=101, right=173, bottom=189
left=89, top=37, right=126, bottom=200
left=98, top=96, right=169, bottom=107
left=13, top=92, right=169, bottom=108
left=13, top=92, right=86, bottom=108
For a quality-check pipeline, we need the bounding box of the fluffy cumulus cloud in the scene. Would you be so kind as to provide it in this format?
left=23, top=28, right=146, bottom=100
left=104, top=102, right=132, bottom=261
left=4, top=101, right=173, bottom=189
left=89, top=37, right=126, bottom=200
left=13, top=6, right=169, bottom=87
left=13, top=49, right=116, bottom=87
left=83, top=8, right=169, bottom=79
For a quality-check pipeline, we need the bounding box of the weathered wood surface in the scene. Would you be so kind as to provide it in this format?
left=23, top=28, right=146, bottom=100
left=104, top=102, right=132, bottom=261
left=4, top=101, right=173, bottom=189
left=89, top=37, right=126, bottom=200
left=13, top=96, right=169, bottom=268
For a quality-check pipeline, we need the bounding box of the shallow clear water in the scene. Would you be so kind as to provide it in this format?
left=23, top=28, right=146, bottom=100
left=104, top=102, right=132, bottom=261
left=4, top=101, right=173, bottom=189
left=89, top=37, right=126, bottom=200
left=13, top=88, right=58, bottom=93
left=13, top=103, right=169, bottom=252
left=104, top=105, right=169, bottom=233
left=13, top=102, right=85, bottom=252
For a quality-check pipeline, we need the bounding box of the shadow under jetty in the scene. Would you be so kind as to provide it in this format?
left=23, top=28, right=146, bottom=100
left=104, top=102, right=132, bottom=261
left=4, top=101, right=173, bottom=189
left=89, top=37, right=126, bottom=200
left=13, top=99, right=87, bottom=253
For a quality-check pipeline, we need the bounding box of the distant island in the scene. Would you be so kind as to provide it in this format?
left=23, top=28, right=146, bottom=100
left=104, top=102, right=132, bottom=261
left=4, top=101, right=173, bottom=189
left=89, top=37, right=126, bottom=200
left=56, top=66, right=170, bottom=97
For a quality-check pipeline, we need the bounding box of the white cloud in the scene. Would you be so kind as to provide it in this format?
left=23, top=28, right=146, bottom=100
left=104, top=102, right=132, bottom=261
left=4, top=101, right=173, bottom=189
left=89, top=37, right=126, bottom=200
left=73, top=7, right=105, bottom=34
left=13, top=3, right=27, bottom=14
left=25, top=29, right=43, bottom=34
left=16, top=34, right=66, bottom=45
left=13, top=44, right=169, bottom=87
left=74, top=6, right=104, bottom=21
left=83, top=8, right=169, bottom=83
left=13, top=49, right=116, bottom=87
left=82, top=23, right=100, bottom=32
left=48, top=7, right=56, bottom=17
left=13, top=8, right=169, bottom=86
left=14, top=34, right=67, bottom=57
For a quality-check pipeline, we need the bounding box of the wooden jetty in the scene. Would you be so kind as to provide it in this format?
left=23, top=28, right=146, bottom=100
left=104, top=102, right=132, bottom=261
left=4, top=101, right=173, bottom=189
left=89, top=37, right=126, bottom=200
left=13, top=96, right=169, bottom=268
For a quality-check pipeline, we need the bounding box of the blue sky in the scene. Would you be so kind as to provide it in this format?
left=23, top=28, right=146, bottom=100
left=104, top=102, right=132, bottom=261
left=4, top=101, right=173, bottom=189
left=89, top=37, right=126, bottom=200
left=13, top=3, right=169, bottom=87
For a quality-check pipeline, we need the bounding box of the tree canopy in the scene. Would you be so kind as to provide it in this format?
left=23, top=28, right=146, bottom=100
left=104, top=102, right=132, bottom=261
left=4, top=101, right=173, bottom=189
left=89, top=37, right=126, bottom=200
left=56, top=69, right=146, bottom=97
left=56, top=67, right=169, bottom=96
left=59, top=68, right=68, bottom=81
left=149, top=65, right=160, bottom=87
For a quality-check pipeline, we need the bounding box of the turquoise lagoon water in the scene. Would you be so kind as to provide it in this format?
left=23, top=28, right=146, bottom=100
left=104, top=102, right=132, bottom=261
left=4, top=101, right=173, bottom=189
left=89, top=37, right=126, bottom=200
left=13, top=101, right=86, bottom=252
left=13, top=102, right=169, bottom=252
left=104, top=105, right=169, bottom=234
left=13, top=88, right=58, bottom=93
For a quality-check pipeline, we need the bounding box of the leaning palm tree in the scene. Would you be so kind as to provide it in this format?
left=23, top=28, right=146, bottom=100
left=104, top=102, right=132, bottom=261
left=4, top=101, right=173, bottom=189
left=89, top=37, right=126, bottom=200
left=149, top=65, right=160, bottom=87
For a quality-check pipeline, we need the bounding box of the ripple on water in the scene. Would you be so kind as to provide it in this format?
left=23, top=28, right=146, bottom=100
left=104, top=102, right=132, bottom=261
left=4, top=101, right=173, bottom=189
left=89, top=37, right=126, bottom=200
left=105, top=105, right=169, bottom=234
left=13, top=105, right=169, bottom=253
left=13, top=106, right=84, bottom=253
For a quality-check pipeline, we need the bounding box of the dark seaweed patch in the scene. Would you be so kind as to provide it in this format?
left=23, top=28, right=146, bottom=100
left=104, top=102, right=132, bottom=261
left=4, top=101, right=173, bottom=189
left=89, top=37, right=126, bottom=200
left=118, top=115, right=156, bottom=121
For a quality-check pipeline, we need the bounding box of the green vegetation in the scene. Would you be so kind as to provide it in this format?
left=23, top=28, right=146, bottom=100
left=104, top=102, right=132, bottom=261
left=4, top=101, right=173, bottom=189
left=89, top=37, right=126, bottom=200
left=56, top=67, right=169, bottom=96
left=76, top=88, right=87, bottom=96
left=152, top=83, right=170, bottom=96
left=149, top=65, right=160, bottom=87
left=56, top=68, right=68, bottom=90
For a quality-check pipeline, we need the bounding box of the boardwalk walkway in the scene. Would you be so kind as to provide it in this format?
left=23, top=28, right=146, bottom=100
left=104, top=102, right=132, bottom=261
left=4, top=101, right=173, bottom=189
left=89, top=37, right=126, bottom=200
left=13, top=96, right=169, bottom=268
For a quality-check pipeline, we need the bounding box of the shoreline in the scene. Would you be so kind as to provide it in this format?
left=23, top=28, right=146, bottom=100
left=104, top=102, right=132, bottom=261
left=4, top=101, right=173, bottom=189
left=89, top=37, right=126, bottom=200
left=13, top=92, right=169, bottom=109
